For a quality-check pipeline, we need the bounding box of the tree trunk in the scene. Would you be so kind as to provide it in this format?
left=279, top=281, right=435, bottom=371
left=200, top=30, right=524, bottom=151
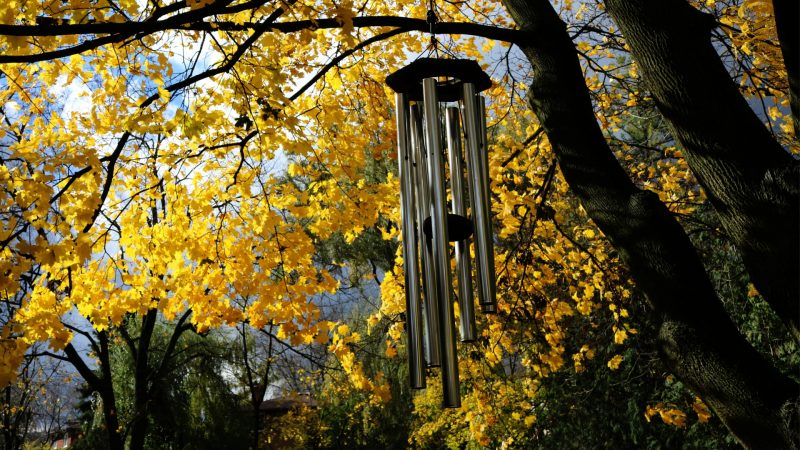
left=771, top=0, right=800, bottom=136
left=252, top=406, right=261, bottom=450
left=95, top=333, right=126, bottom=450
left=128, top=309, right=158, bottom=450
left=4, top=386, right=13, bottom=450
left=500, top=0, right=799, bottom=447
left=604, top=0, right=799, bottom=339
left=64, top=339, right=124, bottom=450
left=100, top=384, right=124, bottom=450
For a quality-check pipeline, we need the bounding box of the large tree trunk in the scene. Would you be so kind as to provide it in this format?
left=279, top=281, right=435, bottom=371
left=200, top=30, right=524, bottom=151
left=128, top=309, right=158, bottom=450
left=96, top=334, right=125, bottom=450
left=64, top=340, right=123, bottom=450
left=603, top=0, right=799, bottom=339
left=771, top=0, right=799, bottom=137
left=99, top=384, right=124, bottom=450
left=500, top=0, right=799, bottom=448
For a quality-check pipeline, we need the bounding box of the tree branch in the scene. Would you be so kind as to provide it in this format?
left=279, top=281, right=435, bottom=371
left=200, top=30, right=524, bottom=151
left=0, top=16, right=525, bottom=64
left=152, top=309, right=194, bottom=382
left=289, top=27, right=406, bottom=101
left=63, top=343, right=102, bottom=389
left=501, top=127, right=543, bottom=167
left=257, top=328, right=337, bottom=370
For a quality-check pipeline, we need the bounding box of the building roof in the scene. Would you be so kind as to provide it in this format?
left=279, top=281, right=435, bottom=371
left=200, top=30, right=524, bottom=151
left=258, top=395, right=317, bottom=414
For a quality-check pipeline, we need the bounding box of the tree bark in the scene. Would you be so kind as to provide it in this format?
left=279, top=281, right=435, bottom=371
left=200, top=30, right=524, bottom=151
left=128, top=309, right=158, bottom=450
left=63, top=341, right=123, bottom=450
left=771, top=0, right=800, bottom=136
left=96, top=332, right=125, bottom=450
left=604, top=0, right=799, bottom=339
left=500, top=0, right=799, bottom=447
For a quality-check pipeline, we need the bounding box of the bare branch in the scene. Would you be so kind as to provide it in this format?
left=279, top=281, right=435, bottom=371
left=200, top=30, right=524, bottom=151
left=0, top=16, right=524, bottom=64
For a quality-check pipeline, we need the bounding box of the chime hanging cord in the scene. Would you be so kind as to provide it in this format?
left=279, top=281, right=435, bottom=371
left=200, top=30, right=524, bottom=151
left=426, top=0, right=439, bottom=56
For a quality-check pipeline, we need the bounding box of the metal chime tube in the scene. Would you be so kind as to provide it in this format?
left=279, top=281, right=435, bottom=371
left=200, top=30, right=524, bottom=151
left=410, top=104, right=441, bottom=367
left=477, top=96, right=497, bottom=313
left=395, top=93, right=426, bottom=389
left=463, top=83, right=497, bottom=314
left=445, top=107, right=476, bottom=342
left=422, top=78, right=460, bottom=408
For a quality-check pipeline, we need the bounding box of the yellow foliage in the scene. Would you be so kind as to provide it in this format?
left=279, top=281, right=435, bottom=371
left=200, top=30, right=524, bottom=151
left=645, top=403, right=688, bottom=428
left=0, top=340, right=28, bottom=387
left=0, top=4, right=786, bottom=448
left=607, top=354, right=624, bottom=370
left=693, top=397, right=713, bottom=423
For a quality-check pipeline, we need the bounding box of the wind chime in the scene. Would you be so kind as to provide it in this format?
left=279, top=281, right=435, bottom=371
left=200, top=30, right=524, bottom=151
left=387, top=54, right=497, bottom=407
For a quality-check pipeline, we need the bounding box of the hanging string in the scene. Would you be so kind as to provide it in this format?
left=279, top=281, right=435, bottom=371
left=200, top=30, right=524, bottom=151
left=422, top=0, right=458, bottom=58
left=426, top=0, right=439, bottom=56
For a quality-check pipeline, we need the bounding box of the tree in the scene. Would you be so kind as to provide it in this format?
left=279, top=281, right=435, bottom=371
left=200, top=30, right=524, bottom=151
left=0, top=346, right=78, bottom=450
left=70, top=320, right=251, bottom=450
left=501, top=1, right=798, bottom=447
left=0, top=0, right=796, bottom=448
left=49, top=312, right=220, bottom=450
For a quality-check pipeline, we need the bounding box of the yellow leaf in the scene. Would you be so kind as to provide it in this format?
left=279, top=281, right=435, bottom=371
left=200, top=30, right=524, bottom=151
left=607, top=354, right=624, bottom=370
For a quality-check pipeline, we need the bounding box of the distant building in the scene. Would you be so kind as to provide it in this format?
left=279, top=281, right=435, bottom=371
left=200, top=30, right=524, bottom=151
left=259, top=394, right=317, bottom=416
left=49, top=422, right=81, bottom=449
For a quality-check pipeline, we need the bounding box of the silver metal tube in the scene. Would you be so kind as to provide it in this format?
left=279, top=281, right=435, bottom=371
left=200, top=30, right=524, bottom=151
left=395, top=93, right=425, bottom=389
left=410, top=103, right=441, bottom=367
left=463, top=84, right=496, bottom=314
left=445, top=107, right=476, bottom=342
left=423, top=78, right=460, bottom=408
left=477, top=96, right=497, bottom=313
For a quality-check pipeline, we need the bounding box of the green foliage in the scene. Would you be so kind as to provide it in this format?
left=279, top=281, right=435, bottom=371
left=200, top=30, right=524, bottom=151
left=686, top=202, right=800, bottom=380
left=141, top=350, right=250, bottom=450
left=312, top=309, right=414, bottom=450
left=72, top=321, right=250, bottom=450
left=21, top=442, right=51, bottom=450
left=529, top=301, right=738, bottom=449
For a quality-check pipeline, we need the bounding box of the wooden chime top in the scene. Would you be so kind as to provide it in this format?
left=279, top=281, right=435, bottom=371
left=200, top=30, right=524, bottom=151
left=386, top=58, right=492, bottom=102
